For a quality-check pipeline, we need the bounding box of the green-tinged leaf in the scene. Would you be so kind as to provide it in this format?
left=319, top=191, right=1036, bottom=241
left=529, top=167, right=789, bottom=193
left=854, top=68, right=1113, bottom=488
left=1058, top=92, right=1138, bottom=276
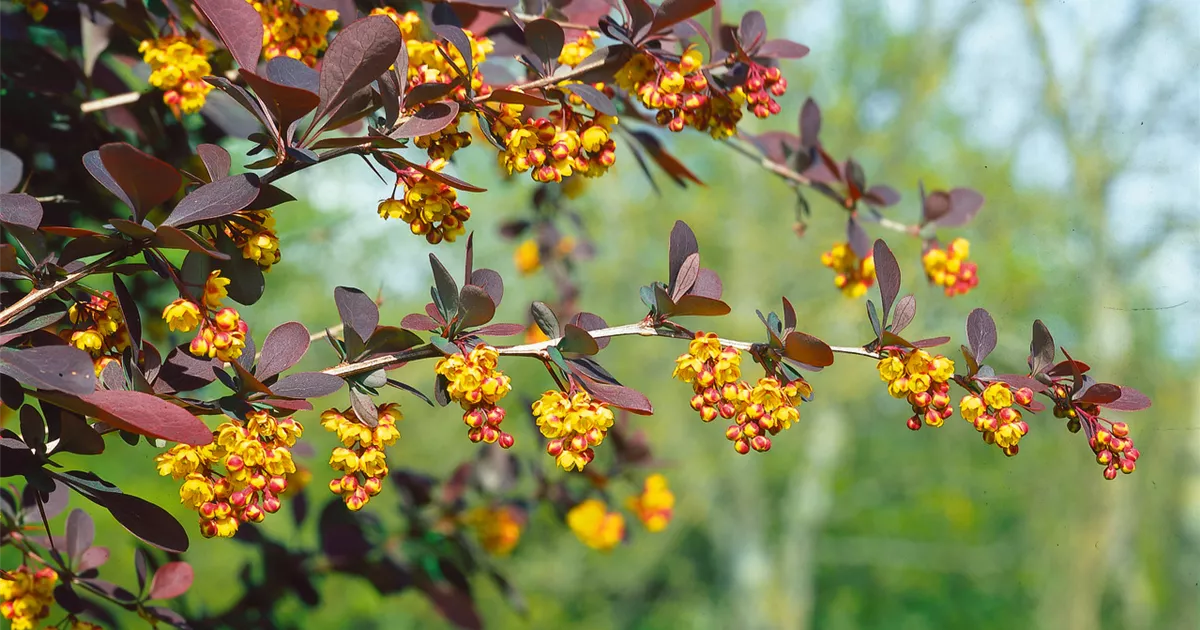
left=558, top=324, right=599, bottom=356
left=429, top=254, right=459, bottom=320
left=530, top=302, right=560, bottom=338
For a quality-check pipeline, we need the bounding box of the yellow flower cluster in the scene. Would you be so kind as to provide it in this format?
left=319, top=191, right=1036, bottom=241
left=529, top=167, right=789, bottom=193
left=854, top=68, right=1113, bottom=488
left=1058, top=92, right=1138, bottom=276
left=922, top=238, right=978, bottom=297
left=960, top=382, right=1031, bottom=456
left=0, top=566, right=56, bottom=630
left=627, top=474, right=675, bottom=532
left=466, top=505, right=523, bottom=556
left=558, top=31, right=600, bottom=67
left=155, top=411, right=301, bottom=538
left=1088, top=418, right=1139, bottom=480
left=533, top=389, right=615, bottom=471
left=225, top=210, right=282, bottom=271
left=673, top=332, right=812, bottom=454
left=321, top=403, right=401, bottom=511
left=566, top=499, right=625, bottom=551
left=820, top=242, right=876, bottom=298
left=249, top=0, right=338, bottom=67
left=377, top=159, right=472, bottom=244
left=139, top=34, right=215, bottom=115
left=491, top=106, right=618, bottom=183
left=434, top=344, right=515, bottom=447
left=161, top=270, right=249, bottom=363
left=513, top=236, right=577, bottom=275
left=16, top=0, right=47, bottom=22
left=876, top=349, right=956, bottom=430
left=616, top=47, right=745, bottom=139
left=63, top=290, right=129, bottom=375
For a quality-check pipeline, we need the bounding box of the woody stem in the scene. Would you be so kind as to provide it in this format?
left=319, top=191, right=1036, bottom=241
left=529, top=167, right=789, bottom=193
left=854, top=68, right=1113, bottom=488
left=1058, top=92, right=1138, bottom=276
left=0, top=248, right=129, bottom=327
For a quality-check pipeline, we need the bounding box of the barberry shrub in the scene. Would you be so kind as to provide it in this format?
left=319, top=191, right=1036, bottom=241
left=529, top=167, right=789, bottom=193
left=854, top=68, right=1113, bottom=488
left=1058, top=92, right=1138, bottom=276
left=0, top=0, right=1155, bottom=628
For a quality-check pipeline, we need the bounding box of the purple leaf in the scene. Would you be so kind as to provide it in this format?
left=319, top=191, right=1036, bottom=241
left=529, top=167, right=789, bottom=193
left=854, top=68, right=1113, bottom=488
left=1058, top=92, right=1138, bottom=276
left=161, top=173, right=260, bottom=227
left=97, top=143, right=182, bottom=221
left=872, top=239, right=901, bottom=324
left=561, top=83, right=617, bottom=116
left=401, top=313, right=441, bottom=331
left=558, top=324, right=599, bottom=355
left=966, top=308, right=996, bottom=364
left=865, top=185, right=901, bottom=207
left=363, top=326, right=422, bottom=356
left=668, top=221, right=698, bottom=289
left=90, top=491, right=189, bottom=553
left=482, top=89, right=556, bottom=107
left=77, top=546, right=110, bottom=572
left=66, top=508, right=95, bottom=561
left=1079, top=382, right=1122, bottom=405
left=317, top=16, right=403, bottom=122
left=1029, top=320, right=1055, bottom=374
left=270, top=372, right=344, bottom=399
left=0, top=193, right=43, bottom=229
left=242, top=69, right=321, bottom=132
left=151, top=226, right=230, bottom=259
left=582, top=379, right=653, bottom=415
left=37, top=389, right=212, bottom=445
left=910, top=336, right=951, bottom=348
left=265, top=54, right=319, bottom=93
left=567, top=312, right=610, bottom=350
left=472, top=323, right=526, bottom=337
left=622, top=0, right=655, bottom=37
left=458, top=285, right=496, bottom=328
left=652, top=0, right=716, bottom=33
left=937, top=188, right=985, bottom=227
left=671, top=295, right=730, bottom=317
left=890, top=295, right=916, bottom=335
left=781, top=297, right=797, bottom=331
left=392, top=102, right=461, bottom=139
left=756, top=38, right=809, bottom=59
left=195, top=0, right=263, bottom=71
left=155, top=348, right=219, bottom=393
left=469, top=268, right=504, bottom=307
left=690, top=268, right=722, bottom=299
left=671, top=252, right=700, bottom=300
left=0, top=346, right=96, bottom=396
left=148, top=562, right=193, bottom=600
left=196, top=144, right=231, bottom=181
left=1104, top=386, right=1152, bottom=412
left=111, top=274, right=141, bottom=357
left=799, top=98, right=821, bottom=148
left=334, top=286, right=379, bottom=345
left=432, top=24, right=476, bottom=78
left=738, top=10, right=767, bottom=51
left=256, top=321, right=310, bottom=380
left=784, top=331, right=833, bottom=367
left=847, top=218, right=870, bottom=259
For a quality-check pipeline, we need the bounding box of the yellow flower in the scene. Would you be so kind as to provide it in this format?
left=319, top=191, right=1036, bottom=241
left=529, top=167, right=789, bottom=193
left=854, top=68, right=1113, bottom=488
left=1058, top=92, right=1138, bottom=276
left=628, top=474, right=675, bottom=532
left=877, top=356, right=905, bottom=382
left=566, top=499, right=625, bottom=551
left=982, top=383, right=1014, bottom=409
left=0, top=565, right=57, bottom=630
left=179, top=473, right=215, bottom=508
left=70, top=329, right=105, bottom=355
left=203, top=270, right=231, bottom=309
left=329, top=447, right=359, bottom=472
left=959, top=394, right=986, bottom=421
left=514, top=239, right=541, bottom=274
left=162, top=299, right=202, bottom=332
left=467, top=506, right=523, bottom=556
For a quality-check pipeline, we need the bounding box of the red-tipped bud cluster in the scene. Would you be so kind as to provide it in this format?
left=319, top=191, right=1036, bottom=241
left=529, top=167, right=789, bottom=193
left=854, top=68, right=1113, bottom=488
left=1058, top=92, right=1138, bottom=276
left=615, top=48, right=748, bottom=140
left=922, top=238, right=979, bottom=297
left=673, top=332, right=744, bottom=423
left=434, top=344, right=515, bottom=448
left=960, top=382, right=1035, bottom=456
left=533, top=389, right=614, bottom=471
left=876, top=349, right=956, bottom=429
left=64, top=290, right=130, bottom=374
left=156, top=410, right=301, bottom=538
left=0, top=565, right=57, bottom=628
left=736, top=63, right=787, bottom=119
left=321, top=403, right=402, bottom=511
left=1055, top=397, right=1140, bottom=480
left=378, top=158, right=471, bottom=244
left=723, top=377, right=811, bottom=455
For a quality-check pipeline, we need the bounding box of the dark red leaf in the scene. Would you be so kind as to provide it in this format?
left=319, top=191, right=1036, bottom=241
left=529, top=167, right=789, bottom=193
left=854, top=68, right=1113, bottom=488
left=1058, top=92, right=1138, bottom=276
left=799, top=98, right=821, bottom=148
left=469, top=268, right=504, bottom=307
left=631, top=130, right=703, bottom=186
left=241, top=69, right=321, bottom=132
left=966, top=308, right=996, bottom=364
left=1104, top=386, right=1152, bottom=412
left=582, top=380, right=653, bottom=415
left=401, top=313, right=441, bottom=331
left=652, top=0, right=715, bottom=33
left=148, top=562, right=193, bottom=600
left=671, top=252, right=700, bottom=300
left=0, top=346, right=96, bottom=396
left=567, top=312, right=610, bottom=350
left=472, top=323, right=525, bottom=337
left=162, top=173, right=260, bottom=227
left=622, top=0, right=655, bottom=37
left=256, top=321, right=310, bottom=380
left=738, top=10, right=767, bottom=50
left=108, top=218, right=155, bottom=239
left=937, top=188, right=985, bottom=227
left=910, top=336, right=951, bottom=348
left=97, top=143, right=182, bottom=221
left=60, top=390, right=213, bottom=445
left=872, top=239, right=901, bottom=323
left=757, top=38, right=809, bottom=59
left=668, top=220, right=699, bottom=289
left=151, top=226, right=230, bottom=259
left=194, top=0, right=263, bottom=71
left=89, top=491, right=189, bottom=552
left=111, top=274, right=141, bottom=356
left=847, top=218, right=870, bottom=259
left=393, top=102, right=461, bottom=139
left=1029, top=320, right=1056, bottom=374
left=196, top=144, right=231, bottom=181
left=890, top=295, right=916, bottom=335
left=334, top=286, right=380, bottom=347
left=432, top=24, right=476, bottom=79
left=784, top=331, right=833, bottom=367
left=1079, top=382, right=1121, bottom=405
left=66, top=508, right=95, bottom=561
left=265, top=54, right=319, bottom=92
left=561, top=83, right=617, bottom=116
left=458, top=285, right=496, bottom=328
left=671, top=295, right=730, bottom=317
left=316, top=15, right=403, bottom=122
left=270, top=372, right=344, bottom=399
left=77, top=546, right=109, bottom=572
left=690, top=268, right=722, bottom=300
left=0, top=193, right=43, bottom=229
left=259, top=398, right=313, bottom=412
left=1046, top=359, right=1091, bottom=378
left=864, top=185, right=900, bottom=207
left=558, top=324, right=599, bottom=355
left=923, top=190, right=951, bottom=223
left=481, top=89, right=555, bottom=107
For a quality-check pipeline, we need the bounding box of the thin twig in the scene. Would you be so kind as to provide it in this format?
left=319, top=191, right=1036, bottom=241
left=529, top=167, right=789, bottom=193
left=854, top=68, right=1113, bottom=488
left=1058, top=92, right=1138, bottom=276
left=80, top=91, right=142, bottom=113
left=0, top=249, right=128, bottom=327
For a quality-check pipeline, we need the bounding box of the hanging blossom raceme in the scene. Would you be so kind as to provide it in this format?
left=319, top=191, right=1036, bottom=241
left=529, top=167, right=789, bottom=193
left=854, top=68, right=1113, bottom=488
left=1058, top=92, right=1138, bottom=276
left=489, top=104, right=619, bottom=184
left=155, top=410, right=302, bottom=537
left=558, top=30, right=600, bottom=66
left=960, top=382, right=1035, bottom=457
left=532, top=389, right=615, bottom=471
left=321, top=402, right=401, bottom=511
left=248, top=0, right=338, bottom=67
left=466, top=505, right=524, bottom=556
left=673, top=332, right=743, bottom=423
left=1051, top=386, right=1141, bottom=480
left=434, top=344, right=515, bottom=447
left=627, top=474, right=675, bottom=532
left=161, top=270, right=249, bottom=363
left=377, top=159, right=472, bottom=244
left=224, top=210, right=282, bottom=271
left=876, top=349, right=956, bottom=430
left=62, top=290, right=129, bottom=375
left=566, top=499, right=625, bottom=551
left=923, top=237, right=979, bottom=297
left=820, top=242, right=876, bottom=298
left=0, top=565, right=57, bottom=630
left=138, top=33, right=215, bottom=115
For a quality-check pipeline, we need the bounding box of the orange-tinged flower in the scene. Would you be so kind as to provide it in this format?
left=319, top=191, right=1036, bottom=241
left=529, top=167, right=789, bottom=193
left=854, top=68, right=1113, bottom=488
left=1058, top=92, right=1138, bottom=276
left=0, top=565, right=57, bottom=630
left=628, top=474, right=675, bottom=532
left=923, top=238, right=979, bottom=296
left=163, top=299, right=202, bottom=332
left=567, top=499, right=625, bottom=551
left=467, top=505, right=524, bottom=556
left=514, top=239, right=541, bottom=275
left=820, top=242, right=876, bottom=297
left=203, top=270, right=231, bottom=309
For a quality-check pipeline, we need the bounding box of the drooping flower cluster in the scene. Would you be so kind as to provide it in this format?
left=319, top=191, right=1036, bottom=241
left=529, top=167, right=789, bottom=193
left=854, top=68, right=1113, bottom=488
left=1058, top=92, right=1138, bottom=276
left=321, top=403, right=401, bottom=511
left=876, top=349, right=956, bottom=430
left=434, top=344, right=515, bottom=447
left=162, top=271, right=249, bottom=363
left=1054, top=390, right=1140, bottom=480
left=138, top=34, right=215, bottom=115
left=155, top=411, right=302, bottom=538
left=466, top=505, right=524, bottom=556
left=248, top=0, right=338, bottom=67
left=922, top=238, right=978, bottom=296
left=513, top=236, right=578, bottom=276
left=532, top=389, right=616, bottom=471
left=377, top=159, right=472, bottom=244
left=491, top=106, right=619, bottom=183
left=672, top=332, right=812, bottom=454
left=224, top=210, right=282, bottom=271
left=820, top=242, right=877, bottom=298
left=0, top=565, right=57, bottom=630
left=63, top=290, right=129, bottom=375
left=566, top=499, right=625, bottom=551
left=960, top=382, right=1034, bottom=456
left=627, top=474, right=675, bottom=532
left=558, top=30, right=600, bottom=67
